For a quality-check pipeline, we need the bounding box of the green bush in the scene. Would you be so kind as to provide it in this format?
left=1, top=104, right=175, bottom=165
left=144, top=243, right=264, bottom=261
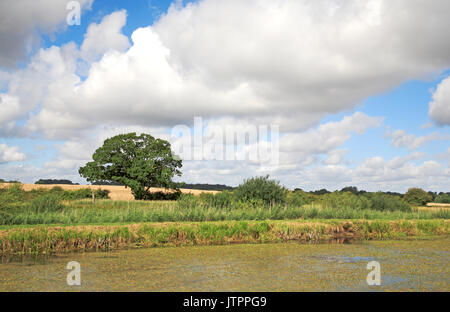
left=404, top=188, right=433, bottom=206
left=369, top=192, right=411, bottom=212
left=46, top=187, right=110, bottom=200
left=234, top=175, right=287, bottom=205
left=287, top=190, right=316, bottom=207
left=435, top=193, right=450, bottom=204
left=140, top=190, right=181, bottom=200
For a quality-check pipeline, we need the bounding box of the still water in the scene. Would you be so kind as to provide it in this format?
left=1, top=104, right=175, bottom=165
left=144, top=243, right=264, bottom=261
left=1, top=238, right=449, bottom=291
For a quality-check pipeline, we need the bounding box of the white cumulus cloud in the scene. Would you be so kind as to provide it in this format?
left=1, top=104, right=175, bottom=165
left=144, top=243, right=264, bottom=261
left=0, top=0, right=92, bottom=67
left=387, top=129, right=441, bottom=150
left=429, top=76, right=450, bottom=126
left=0, top=144, right=26, bottom=164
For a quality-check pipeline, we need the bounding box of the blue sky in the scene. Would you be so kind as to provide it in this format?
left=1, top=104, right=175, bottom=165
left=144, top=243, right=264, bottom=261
left=0, top=0, right=449, bottom=192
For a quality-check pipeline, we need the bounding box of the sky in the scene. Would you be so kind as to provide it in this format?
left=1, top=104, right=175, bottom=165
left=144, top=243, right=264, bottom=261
left=0, top=0, right=449, bottom=192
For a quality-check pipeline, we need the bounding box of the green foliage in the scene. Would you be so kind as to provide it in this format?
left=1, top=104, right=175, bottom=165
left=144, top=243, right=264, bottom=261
left=0, top=198, right=448, bottom=226
left=177, top=194, right=200, bottom=210
left=176, top=183, right=234, bottom=191
left=310, top=189, right=330, bottom=195
left=0, top=183, right=109, bottom=210
left=234, top=175, right=287, bottom=205
left=340, top=186, right=359, bottom=195
left=199, top=191, right=233, bottom=208
left=28, top=194, right=65, bottom=213
left=35, top=179, right=77, bottom=185
left=322, top=192, right=371, bottom=210
left=43, top=187, right=110, bottom=200
left=286, top=190, right=316, bottom=206
left=0, top=183, right=25, bottom=203
left=435, top=193, right=450, bottom=204
left=140, top=190, right=181, bottom=200
left=79, top=133, right=182, bottom=200
left=404, top=188, right=433, bottom=206
left=369, top=192, right=411, bottom=212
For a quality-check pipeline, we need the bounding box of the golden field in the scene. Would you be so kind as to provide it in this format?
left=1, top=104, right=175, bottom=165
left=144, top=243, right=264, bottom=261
left=0, top=183, right=218, bottom=200
left=426, top=202, right=450, bottom=208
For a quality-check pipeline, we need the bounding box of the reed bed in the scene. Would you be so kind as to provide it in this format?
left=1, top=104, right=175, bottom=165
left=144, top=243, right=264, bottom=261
left=1, top=199, right=449, bottom=226
left=1, top=220, right=448, bottom=256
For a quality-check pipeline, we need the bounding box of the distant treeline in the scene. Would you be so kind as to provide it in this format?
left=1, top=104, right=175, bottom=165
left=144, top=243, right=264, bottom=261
left=35, top=179, right=79, bottom=185
left=0, top=178, right=20, bottom=184
left=6, top=178, right=450, bottom=203
left=176, top=183, right=235, bottom=191
left=296, top=186, right=403, bottom=197
left=295, top=186, right=450, bottom=204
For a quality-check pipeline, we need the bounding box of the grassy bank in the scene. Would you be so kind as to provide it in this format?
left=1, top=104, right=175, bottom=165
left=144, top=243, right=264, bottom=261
left=1, top=198, right=448, bottom=226
left=2, top=184, right=449, bottom=226
left=1, top=219, right=448, bottom=256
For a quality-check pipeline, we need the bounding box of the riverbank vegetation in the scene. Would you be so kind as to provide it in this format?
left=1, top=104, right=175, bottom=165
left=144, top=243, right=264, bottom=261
left=0, top=184, right=448, bottom=226
left=1, top=177, right=449, bottom=256
left=1, top=219, right=448, bottom=255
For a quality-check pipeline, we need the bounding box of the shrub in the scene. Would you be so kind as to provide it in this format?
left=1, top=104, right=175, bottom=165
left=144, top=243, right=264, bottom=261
left=404, top=188, right=433, bottom=206
left=234, top=176, right=287, bottom=205
left=141, top=190, right=181, bottom=200
left=435, top=193, right=450, bottom=204
left=340, top=186, right=359, bottom=195
left=369, top=192, right=411, bottom=212
left=71, top=188, right=92, bottom=200
left=287, top=190, right=316, bottom=207
left=95, top=189, right=110, bottom=199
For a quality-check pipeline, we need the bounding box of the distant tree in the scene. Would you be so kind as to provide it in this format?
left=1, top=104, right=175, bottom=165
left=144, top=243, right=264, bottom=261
left=0, top=178, right=20, bottom=184
left=383, top=191, right=403, bottom=198
left=310, top=189, right=331, bottom=195
left=427, top=191, right=437, bottom=201
left=435, top=193, right=450, bottom=204
left=340, top=186, right=358, bottom=195
left=176, top=183, right=234, bottom=191
left=35, top=179, right=76, bottom=185
left=403, top=188, right=433, bottom=206
left=79, top=133, right=182, bottom=200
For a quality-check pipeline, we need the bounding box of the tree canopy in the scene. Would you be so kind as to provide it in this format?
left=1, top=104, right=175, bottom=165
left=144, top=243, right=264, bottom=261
left=403, top=187, right=433, bottom=206
left=79, top=133, right=182, bottom=200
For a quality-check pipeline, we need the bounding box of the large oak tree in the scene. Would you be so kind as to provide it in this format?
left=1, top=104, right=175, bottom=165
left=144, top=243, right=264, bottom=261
left=79, top=133, right=182, bottom=200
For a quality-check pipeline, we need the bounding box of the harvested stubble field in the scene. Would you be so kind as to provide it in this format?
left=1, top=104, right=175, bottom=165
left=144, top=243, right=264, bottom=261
left=0, top=183, right=217, bottom=201
left=426, top=203, right=450, bottom=208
